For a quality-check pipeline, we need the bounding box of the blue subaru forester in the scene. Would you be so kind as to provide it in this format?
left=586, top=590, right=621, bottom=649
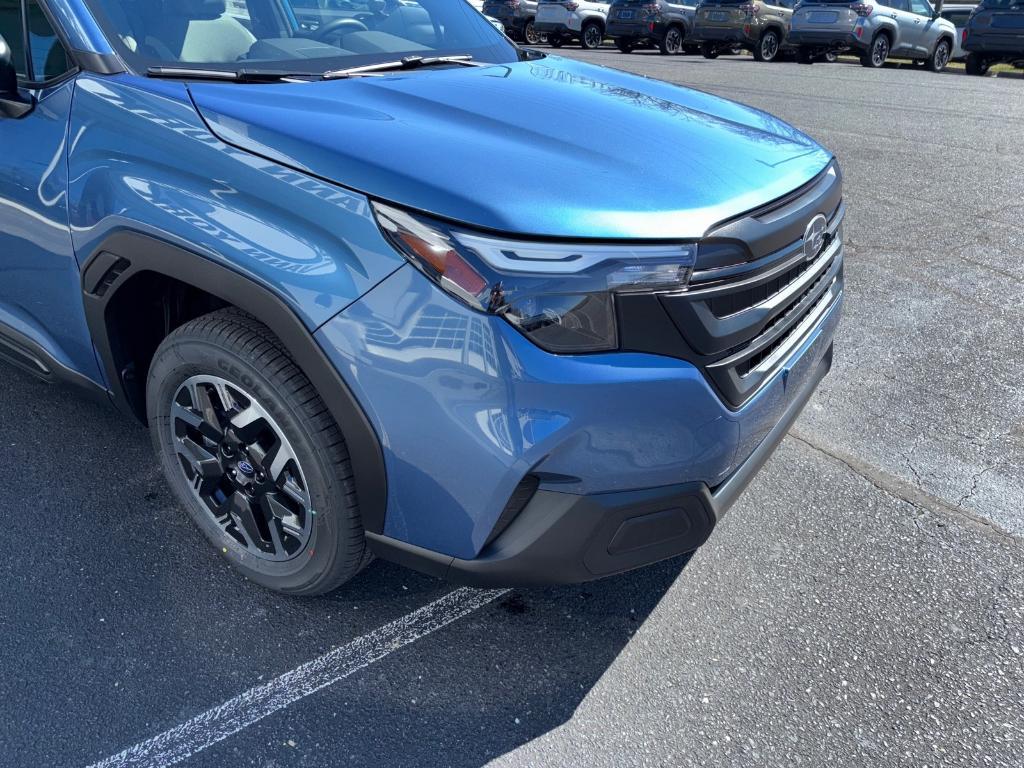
left=0, top=0, right=843, bottom=594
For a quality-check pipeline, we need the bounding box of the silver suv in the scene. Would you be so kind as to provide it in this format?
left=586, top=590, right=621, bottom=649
left=789, top=0, right=957, bottom=70
left=536, top=0, right=612, bottom=48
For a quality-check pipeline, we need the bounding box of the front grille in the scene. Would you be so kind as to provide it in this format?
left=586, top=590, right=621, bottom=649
left=616, top=161, right=845, bottom=409
left=707, top=255, right=818, bottom=319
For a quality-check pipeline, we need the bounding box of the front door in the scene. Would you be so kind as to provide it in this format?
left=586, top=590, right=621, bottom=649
left=0, top=0, right=101, bottom=382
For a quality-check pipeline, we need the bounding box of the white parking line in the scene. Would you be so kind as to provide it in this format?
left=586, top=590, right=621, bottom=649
left=86, top=587, right=510, bottom=768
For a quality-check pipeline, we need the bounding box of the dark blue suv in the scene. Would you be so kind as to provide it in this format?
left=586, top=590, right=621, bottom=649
left=0, top=0, right=844, bottom=594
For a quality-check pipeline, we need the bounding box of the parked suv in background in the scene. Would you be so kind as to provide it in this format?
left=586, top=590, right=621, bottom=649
left=483, top=0, right=545, bottom=43
left=940, top=2, right=976, bottom=59
left=607, top=0, right=697, bottom=54
left=1, top=0, right=844, bottom=595
left=693, top=0, right=796, bottom=62
left=536, top=0, right=611, bottom=48
left=789, top=0, right=956, bottom=70
left=963, top=0, right=1024, bottom=75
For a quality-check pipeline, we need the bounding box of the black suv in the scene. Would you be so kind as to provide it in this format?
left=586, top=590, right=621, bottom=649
left=607, top=0, right=698, bottom=54
left=963, top=0, right=1024, bottom=74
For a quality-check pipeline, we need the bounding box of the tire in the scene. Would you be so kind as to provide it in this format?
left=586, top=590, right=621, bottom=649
left=523, top=19, right=541, bottom=46
left=659, top=25, right=685, bottom=55
left=797, top=46, right=814, bottom=64
left=701, top=42, right=720, bottom=59
left=860, top=32, right=889, bottom=67
left=927, top=38, right=951, bottom=72
left=615, top=37, right=636, bottom=53
left=965, top=52, right=989, bottom=75
left=549, top=33, right=564, bottom=48
left=581, top=20, right=603, bottom=49
left=753, top=28, right=782, bottom=62
left=147, top=308, right=371, bottom=595
left=823, top=51, right=838, bottom=63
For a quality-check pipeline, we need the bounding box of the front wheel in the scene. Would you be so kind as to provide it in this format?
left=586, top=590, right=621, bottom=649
left=965, top=52, right=990, bottom=75
left=581, top=20, right=603, bottom=49
left=147, top=309, right=371, bottom=595
left=753, top=28, right=781, bottom=62
left=659, top=25, right=685, bottom=55
left=701, top=42, right=720, bottom=59
left=823, top=50, right=838, bottom=63
left=927, top=38, right=951, bottom=72
left=860, top=33, right=889, bottom=67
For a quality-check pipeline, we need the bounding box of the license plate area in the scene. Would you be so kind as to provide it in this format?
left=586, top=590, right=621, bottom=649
left=808, top=10, right=839, bottom=22
left=617, top=9, right=635, bottom=18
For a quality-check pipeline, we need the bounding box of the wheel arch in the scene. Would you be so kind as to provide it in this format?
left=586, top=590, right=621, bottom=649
left=81, top=229, right=389, bottom=534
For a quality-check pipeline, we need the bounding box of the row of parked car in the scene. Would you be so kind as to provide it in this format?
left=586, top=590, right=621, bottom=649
left=479, top=0, right=1024, bottom=74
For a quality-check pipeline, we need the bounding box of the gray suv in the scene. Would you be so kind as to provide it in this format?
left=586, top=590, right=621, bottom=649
left=789, top=0, right=957, bottom=70
left=483, top=0, right=545, bottom=44
left=692, top=0, right=797, bottom=62
left=607, top=0, right=698, bottom=54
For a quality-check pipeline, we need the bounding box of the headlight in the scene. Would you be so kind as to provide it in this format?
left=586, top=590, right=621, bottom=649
left=373, top=203, right=696, bottom=353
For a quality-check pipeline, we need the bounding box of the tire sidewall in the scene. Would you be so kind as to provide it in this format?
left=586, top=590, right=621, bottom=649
left=930, top=39, right=950, bottom=72
left=147, top=338, right=348, bottom=593
left=760, top=29, right=779, bottom=61
left=581, top=21, right=602, bottom=49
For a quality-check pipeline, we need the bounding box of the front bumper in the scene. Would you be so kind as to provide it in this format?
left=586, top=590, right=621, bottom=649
left=317, top=233, right=842, bottom=582
left=367, top=338, right=834, bottom=586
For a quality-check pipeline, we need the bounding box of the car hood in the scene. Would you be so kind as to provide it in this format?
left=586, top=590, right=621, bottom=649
left=188, top=56, right=832, bottom=239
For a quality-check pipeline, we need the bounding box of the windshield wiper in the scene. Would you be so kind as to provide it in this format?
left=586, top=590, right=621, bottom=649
left=321, top=55, right=483, bottom=80
left=146, top=67, right=318, bottom=83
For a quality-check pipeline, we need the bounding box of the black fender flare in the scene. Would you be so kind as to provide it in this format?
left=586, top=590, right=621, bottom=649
left=81, top=230, right=388, bottom=534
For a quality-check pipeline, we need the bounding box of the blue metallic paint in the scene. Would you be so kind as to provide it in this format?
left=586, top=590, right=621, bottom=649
left=67, top=74, right=406, bottom=333
left=44, top=0, right=115, bottom=55
left=0, top=2, right=845, bottom=570
left=190, top=57, right=832, bottom=240
left=316, top=264, right=842, bottom=560
left=0, top=79, right=101, bottom=380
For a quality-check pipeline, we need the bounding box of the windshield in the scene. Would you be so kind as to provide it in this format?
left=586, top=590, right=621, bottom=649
left=83, top=0, right=518, bottom=75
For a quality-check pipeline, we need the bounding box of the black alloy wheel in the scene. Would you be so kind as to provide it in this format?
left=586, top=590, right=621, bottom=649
left=660, top=25, right=685, bottom=55
left=581, top=21, right=604, bottom=49
left=861, top=32, right=889, bottom=67
left=170, top=374, right=312, bottom=562
left=754, top=28, right=781, bottom=61
left=148, top=309, right=370, bottom=595
left=928, top=38, right=951, bottom=72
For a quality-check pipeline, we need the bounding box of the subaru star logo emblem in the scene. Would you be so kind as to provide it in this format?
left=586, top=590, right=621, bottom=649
left=237, top=460, right=255, bottom=477
left=804, top=214, right=828, bottom=261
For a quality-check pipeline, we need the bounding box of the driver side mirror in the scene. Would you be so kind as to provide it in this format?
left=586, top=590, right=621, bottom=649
left=0, top=33, right=35, bottom=119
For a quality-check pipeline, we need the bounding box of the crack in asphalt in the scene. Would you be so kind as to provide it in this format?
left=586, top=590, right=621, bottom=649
left=788, top=431, right=1022, bottom=550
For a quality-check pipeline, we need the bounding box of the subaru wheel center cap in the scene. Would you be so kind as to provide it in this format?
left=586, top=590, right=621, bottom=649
left=237, top=460, right=256, bottom=477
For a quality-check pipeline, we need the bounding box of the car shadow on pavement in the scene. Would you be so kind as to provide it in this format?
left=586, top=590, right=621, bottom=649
left=1, top=365, right=689, bottom=767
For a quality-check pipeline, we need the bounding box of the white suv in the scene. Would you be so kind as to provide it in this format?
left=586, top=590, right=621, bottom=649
left=536, top=0, right=612, bottom=48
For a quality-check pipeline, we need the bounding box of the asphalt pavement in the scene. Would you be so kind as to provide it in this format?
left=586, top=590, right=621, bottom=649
left=1, top=50, right=1022, bottom=767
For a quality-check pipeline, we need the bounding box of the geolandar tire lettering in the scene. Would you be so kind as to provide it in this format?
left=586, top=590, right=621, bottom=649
left=146, top=308, right=372, bottom=595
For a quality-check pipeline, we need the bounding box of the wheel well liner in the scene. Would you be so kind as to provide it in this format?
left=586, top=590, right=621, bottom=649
left=81, top=230, right=388, bottom=534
